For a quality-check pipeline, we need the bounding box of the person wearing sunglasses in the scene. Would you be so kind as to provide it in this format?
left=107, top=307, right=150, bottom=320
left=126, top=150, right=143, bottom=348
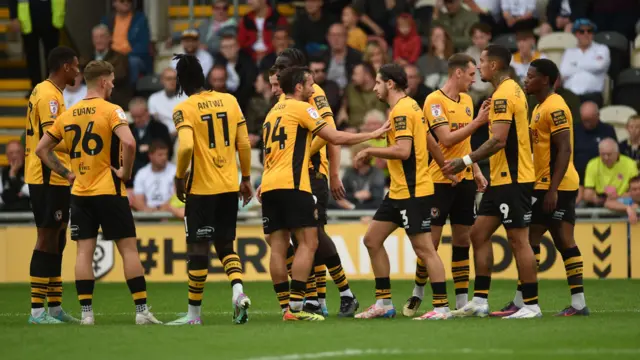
left=559, top=18, right=610, bottom=108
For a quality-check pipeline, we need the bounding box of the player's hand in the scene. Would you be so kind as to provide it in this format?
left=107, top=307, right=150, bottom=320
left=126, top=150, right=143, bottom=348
left=627, top=206, right=638, bottom=224
left=354, top=149, right=371, bottom=166
left=474, top=98, right=491, bottom=125
left=474, top=172, right=488, bottom=192
left=543, top=190, right=558, bottom=214
left=330, top=175, right=346, bottom=200
left=239, top=180, right=253, bottom=207
left=66, top=171, right=76, bottom=186
left=110, top=166, right=131, bottom=181
left=442, top=158, right=466, bottom=175
left=446, top=173, right=459, bottom=187
left=174, top=176, right=187, bottom=203
left=256, top=185, right=262, bottom=204
left=372, top=120, right=391, bottom=139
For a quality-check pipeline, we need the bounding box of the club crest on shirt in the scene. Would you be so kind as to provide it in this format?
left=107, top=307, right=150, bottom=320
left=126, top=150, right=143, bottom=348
left=534, top=113, right=540, bottom=123
left=49, top=100, right=58, bottom=116
left=431, top=104, right=442, bottom=117
left=466, top=106, right=471, bottom=117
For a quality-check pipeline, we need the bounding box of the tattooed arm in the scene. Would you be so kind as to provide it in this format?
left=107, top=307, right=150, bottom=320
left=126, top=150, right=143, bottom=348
left=35, top=133, right=74, bottom=183
left=442, top=122, right=510, bottom=175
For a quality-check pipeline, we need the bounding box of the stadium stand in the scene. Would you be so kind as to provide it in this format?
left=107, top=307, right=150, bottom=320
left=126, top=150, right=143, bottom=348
left=600, top=105, right=637, bottom=141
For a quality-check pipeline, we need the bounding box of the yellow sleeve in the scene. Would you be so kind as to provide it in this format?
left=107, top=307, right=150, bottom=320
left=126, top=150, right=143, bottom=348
left=424, top=97, right=449, bottom=130
left=490, top=92, right=513, bottom=124
left=236, top=119, right=251, bottom=177
left=549, top=108, right=570, bottom=135
left=45, top=117, right=64, bottom=143
left=36, top=96, right=61, bottom=127
left=300, top=105, right=328, bottom=134
left=110, top=106, right=130, bottom=131
left=311, top=93, right=333, bottom=119
left=176, top=126, right=194, bottom=179
left=173, top=106, right=192, bottom=131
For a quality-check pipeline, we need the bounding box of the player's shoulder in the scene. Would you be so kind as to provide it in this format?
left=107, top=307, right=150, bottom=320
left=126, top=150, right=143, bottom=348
left=399, top=96, right=422, bottom=114
left=312, top=84, right=326, bottom=97
left=425, top=89, right=445, bottom=104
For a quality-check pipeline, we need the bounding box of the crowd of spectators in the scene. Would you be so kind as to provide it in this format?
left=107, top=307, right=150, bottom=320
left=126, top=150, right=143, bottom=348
left=4, top=0, right=640, bottom=220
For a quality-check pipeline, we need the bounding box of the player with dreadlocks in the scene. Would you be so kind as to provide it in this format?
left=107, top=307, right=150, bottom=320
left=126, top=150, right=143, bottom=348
left=265, top=48, right=359, bottom=317
left=166, top=54, right=254, bottom=325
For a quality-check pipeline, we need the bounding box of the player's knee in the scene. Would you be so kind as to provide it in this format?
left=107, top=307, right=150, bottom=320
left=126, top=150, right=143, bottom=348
left=212, top=239, right=235, bottom=260
left=187, top=242, right=210, bottom=257
left=363, top=234, right=382, bottom=252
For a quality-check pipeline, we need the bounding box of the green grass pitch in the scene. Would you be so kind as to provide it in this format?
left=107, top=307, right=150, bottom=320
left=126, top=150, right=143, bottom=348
left=1, top=280, right=639, bottom=360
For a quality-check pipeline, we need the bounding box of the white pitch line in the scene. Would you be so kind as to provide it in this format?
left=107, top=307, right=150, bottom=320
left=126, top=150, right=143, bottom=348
left=240, top=348, right=640, bottom=360
left=0, top=308, right=639, bottom=317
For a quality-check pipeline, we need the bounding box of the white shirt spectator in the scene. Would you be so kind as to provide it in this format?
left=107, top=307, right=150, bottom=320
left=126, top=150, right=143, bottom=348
left=560, top=42, right=610, bottom=95
left=63, top=85, right=87, bottom=108
left=171, top=48, right=214, bottom=79
left=133, top=162, right=176, bottom=209
left=147, top=90, right=187, bottom=134
left=500, top=0, right=537, bottom=17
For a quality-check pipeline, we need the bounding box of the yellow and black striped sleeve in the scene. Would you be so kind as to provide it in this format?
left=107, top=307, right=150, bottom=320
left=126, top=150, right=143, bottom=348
left=549, top=109, right=570, bottom=136
left=392, top=114, right=413, bottom=140
left=490, top=97, right=513, bottom=124
left=45, top=119, right=63, bottom=143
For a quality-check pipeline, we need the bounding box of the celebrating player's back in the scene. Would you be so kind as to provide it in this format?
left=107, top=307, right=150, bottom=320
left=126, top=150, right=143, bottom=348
left=36, top=60, right=161, bottom=325
left=260, top=66, right=388, bottom=321
left=167, top=54, right=253, bottom=326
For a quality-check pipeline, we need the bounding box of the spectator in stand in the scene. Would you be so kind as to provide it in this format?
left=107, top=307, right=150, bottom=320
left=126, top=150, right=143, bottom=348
left=559, top=19, right=610, bottom=107
left=8, top=0, right=63, bottom=96
left=471, top=0, right=503, bottom=34
left=170, top=29, right=214, bottom=79
left=363, top=40, right=389, bottom=72
left=581, top=138, right=638, bottom=207
left=360, top=109, right=389, bottom=184
left=405, top=64, right=432, bottom=108
left=342, top=5, right=368, bottom=52
left=101, top=0, right=151, bottom=85
left=338, top=62, right=388, bottom=130
left=208, top=65, right=229, bottom=93
left=510, top=30, right=546, bottom=84
left=214, top=35, right=258, bottom=109
left=245, top=70, right=274, bottom=147
left=500, top=0, right=538, bottom=32
left=131, top=141, right=176, bottom=213
left=322, top=23, right=363, bottom=90
left=293, top=0, right=336, bottom=56
left=148, top=68, right=187, bottom=138
left=605, top=176, right=640, bottom=224
left=167, top=0, right=237, bottom=55
left=574, top=101, right=618, bottom=189
left=539, top=0, right=588, bottom=35
left=589, top=0, right=640, bottom=42
left=393, top=14, right=422, bottom=65
left=465, top=22, right=492, bottom=103
left=309, top=56, right=341, bottom=113
left=0, top=140, right=30, bottom=212
left=259, top=26, right=290, bottom=72
left=335, top=143, right=386, bottom=210
left=128, top=97, right=173, bottom=185
left=432, top=0, right=479, bottom=51
left=63, top=70, right=87, bottom=109
left=352, top=0, right=408, bottom=44
left=90, top=23, right=131, bottom=109
left=619, top=115, right=640, bottom=169
left=418, top=25, right=453, bottom=90
left=238, top=0, right=288, bottom=62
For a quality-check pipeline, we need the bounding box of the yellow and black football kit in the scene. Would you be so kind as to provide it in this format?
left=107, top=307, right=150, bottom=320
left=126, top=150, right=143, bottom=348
left=25, top=80, right=70, bottom=228
left=173, top=90, right=251, bottom=243
left=47, top=97, right=135, bottom=240
left=477, top=79, right=535, bottom=229
left=280, top=84, right=335, bottom=225
left=530, top=93, right=579, bottom=225
left=424, top=90, right=476, bottom=227
left=373, top=97, right=434, bottom=235
left=261, top=98, right=328, bottom=234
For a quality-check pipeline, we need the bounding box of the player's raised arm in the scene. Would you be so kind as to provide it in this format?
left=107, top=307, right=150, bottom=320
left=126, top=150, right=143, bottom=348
left=314, top=119, right=390, bottom=146
left=36, top=118, right=74, bottom=183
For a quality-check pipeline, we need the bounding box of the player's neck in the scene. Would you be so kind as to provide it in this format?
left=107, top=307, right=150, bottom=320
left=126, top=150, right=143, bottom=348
left=387, top=90, right=406, bottom=108
left=47, top=73, right=67, bottom=92
left=440, top=80, right=461, bottom=102
left=535, top=88, right=554, bottom=104
left=490, top=71, right=510, bottom=89
left=85, top=88, right=105, bottom=100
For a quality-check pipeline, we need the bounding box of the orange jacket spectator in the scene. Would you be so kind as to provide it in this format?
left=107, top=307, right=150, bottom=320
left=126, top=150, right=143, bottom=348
left=237, top=4, right=288, bottom=60
left=393, top=14, right=421, bottom=65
